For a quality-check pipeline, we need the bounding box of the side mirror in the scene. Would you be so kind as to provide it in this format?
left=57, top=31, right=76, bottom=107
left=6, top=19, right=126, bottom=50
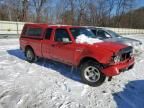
left=62, top=38, right=72, bottom=44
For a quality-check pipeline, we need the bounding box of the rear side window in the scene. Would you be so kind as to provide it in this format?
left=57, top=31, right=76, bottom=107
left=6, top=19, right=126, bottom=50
left=45, top=28, right=53, bottom=39
left=22, top=26, right=27, bottom=35
left=55, top=29, right=71, bottom=42
left=26, top=28, right=42, bottom=37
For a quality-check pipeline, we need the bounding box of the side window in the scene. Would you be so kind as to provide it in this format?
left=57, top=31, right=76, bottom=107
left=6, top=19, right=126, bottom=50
left=97, top=30, right=111, bottom=39
left=22, top=26, right=27, bottom=35
left=91, top=29, right=96, bottom=35
left=45, top=28, right=53, bottom=40
left=97, top=30, right=105, bottom=37
left=55, top=29, right=71, bottom=42
left=26, top=28, right=42, bottom=37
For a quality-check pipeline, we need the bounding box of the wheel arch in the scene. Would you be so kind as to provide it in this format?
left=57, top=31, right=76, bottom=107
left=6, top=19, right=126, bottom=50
left=78, top=56, right=101, bottom=68
left=25, top=45, right=33, bottom=50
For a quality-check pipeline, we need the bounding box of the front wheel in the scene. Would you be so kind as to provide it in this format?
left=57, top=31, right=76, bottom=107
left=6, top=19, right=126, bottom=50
left=80, top=61, right=106, bottom=87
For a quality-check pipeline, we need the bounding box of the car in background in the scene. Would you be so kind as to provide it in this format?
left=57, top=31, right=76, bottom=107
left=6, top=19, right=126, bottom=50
left=87, top=27, right=143, bottom=55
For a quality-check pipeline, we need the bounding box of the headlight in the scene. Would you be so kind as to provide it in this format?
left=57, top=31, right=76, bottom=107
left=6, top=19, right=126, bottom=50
left=130, top=51, right=134, bottom=57
left=113, top=55, right=121, bottom=63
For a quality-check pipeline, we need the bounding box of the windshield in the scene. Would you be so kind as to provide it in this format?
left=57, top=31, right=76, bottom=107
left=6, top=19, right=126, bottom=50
left=106, top=30, right=121, bottom=38
left=70, top=28, right=96, bottom=39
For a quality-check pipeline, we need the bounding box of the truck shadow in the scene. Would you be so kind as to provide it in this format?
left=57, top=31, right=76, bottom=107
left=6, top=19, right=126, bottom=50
left=113, top=80, right=144, bottom=108
left=7, top=49, right=81, bottom=83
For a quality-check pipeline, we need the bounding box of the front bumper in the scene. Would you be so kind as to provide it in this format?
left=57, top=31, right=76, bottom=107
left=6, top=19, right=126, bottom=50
left=102, top=57, right=135, bottom=76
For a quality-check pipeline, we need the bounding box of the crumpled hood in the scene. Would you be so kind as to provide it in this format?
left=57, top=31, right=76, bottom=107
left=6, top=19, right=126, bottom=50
left=104, top=37, right=142, bottom=46
left=94, top=41, right=127, bottom=53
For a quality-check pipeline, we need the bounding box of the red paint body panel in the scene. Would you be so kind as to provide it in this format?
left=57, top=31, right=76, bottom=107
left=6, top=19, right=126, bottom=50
left=19, top=23, right=135, bottom=77
left=20, top=38, right=43, bottom=57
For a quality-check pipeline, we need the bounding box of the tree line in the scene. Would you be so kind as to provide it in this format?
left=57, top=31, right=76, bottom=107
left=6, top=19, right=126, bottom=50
left=0, top=0, right=143, bottom=28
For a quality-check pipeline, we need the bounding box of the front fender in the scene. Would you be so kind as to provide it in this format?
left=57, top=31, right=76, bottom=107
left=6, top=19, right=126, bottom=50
left=74, top=50, right=113, bottom=66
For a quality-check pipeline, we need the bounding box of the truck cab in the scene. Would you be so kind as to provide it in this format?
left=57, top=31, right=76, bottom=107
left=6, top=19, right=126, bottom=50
left=20, top=23, right=135, bottom=86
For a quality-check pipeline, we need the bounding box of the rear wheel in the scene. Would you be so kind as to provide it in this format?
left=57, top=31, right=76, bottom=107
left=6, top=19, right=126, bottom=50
left=25, top=48, right=36, bottom=63
left=80, top=61, right=106, bottom=87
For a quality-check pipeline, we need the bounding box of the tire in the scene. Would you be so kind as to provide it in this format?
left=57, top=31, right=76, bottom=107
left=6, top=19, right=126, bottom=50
left=25, top=48, right=36, bottom=63
left=80, top=61, right=106, bottom=87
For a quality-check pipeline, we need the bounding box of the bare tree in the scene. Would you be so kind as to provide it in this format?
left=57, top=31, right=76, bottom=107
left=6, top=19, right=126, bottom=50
left=107, top=0, right=115, bottom=26
left=4, top=0, right=23, bottom=21
left=0, top=0, right=142, bottom=29
left=114, top=0, right=135, bottom=27
left=77, top=0, right=89, bottom=25
left=22, top=0, right=29, bottom=21
left=54, top=0, right=68, bottom=24
left=88, top=2, right=98, bottom=26
left=31, top=0, right=48, bottom=22
left=65, top=0, right=76, bottom=25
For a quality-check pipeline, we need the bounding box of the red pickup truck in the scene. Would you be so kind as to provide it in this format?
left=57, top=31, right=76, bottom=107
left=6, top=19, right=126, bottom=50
left=20, top=23, right=135, bottom=86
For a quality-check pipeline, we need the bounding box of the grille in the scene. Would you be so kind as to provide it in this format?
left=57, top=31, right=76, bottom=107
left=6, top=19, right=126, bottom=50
left=119, top=46, right=133, bottom=61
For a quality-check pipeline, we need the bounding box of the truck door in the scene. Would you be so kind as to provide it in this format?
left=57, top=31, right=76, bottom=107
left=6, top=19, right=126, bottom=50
left=50, top=28, right=76, bottom=65
left=42, top=28, right=53, bottom=59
